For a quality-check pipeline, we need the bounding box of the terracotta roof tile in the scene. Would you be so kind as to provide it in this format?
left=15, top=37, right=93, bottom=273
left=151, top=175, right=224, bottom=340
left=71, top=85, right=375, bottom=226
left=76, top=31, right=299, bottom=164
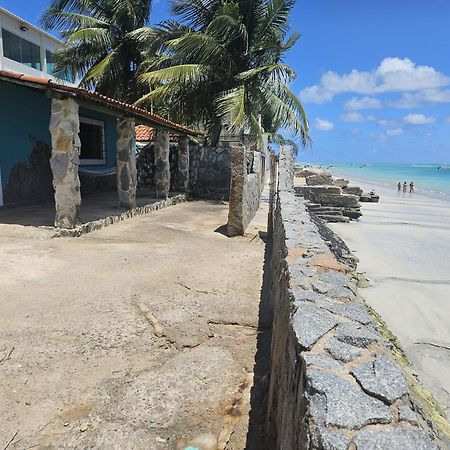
left=135, top=125, right=180, bottom=143
left=0, top=70, right=202, bottom=137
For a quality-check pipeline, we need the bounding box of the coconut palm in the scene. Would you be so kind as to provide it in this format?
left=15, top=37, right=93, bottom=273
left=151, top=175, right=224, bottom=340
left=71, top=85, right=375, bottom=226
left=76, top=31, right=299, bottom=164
left=40, top=0, right=152, bottom=102
left=137, top=0, right=310, bottom=146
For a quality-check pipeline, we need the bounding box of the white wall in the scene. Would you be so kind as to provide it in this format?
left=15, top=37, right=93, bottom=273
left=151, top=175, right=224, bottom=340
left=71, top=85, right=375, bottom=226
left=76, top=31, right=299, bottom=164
left=0, top=8, right=71, bottom=83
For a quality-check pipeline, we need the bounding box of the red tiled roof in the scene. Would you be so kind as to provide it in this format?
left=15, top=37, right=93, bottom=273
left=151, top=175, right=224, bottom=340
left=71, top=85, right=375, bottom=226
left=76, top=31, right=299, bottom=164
left=135, top=125, right=180, bottom=143
left=0, top=70, right=202, bottom=137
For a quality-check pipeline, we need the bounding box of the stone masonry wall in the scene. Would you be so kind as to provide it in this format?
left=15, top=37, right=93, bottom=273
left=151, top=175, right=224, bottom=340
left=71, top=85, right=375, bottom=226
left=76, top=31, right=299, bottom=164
left=189, top=146, right=230, bottom=200
left=227, top=147, right=263, bottom=237
left=265, top=189, right=438, bottom=449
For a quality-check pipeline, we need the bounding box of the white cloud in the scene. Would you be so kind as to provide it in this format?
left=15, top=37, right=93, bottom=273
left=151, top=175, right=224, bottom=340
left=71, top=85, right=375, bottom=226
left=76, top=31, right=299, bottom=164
left=388, top=89, right=450, bottom=108
left=314, top=118, right=334, bottom=131
left=344, top=96, right=382, bottom=110
left=445, top=116, right=450, bottom=124
left=385, top=128, right=404, bottom=136
left=299, top=57, right=450, bottom=104
left=340, top=112, right=365, bottom=122
left=340, top=113, right=397, bottom=126
left=403, top=113, right=436, bottom=125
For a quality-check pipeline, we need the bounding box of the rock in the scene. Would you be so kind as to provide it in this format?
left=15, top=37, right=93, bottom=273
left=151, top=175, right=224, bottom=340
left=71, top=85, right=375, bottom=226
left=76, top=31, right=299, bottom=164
left=292, top=303, right=338, bottom=350
left=318, top=194, right=359, bottom=208
left=351, top=429, right=437, bottom=449
left=334, top=178, right=349, bottom=188
left=306, top=173, right=334, bottom=186
left=328, top=302, right=372, bottom=325
left=319, top=272, right=351, bottom=288
left=315, top=214, right=350, bottom=223
left=303, top=353, right=343, bottom=370
left=398, top=404, right=419, bottom=425
left=313, top=427, right=350, bottom=450
left=324, top=337, right=362, bottom=362
left=342, top=209, right=362, bottom=220
left=335, top=323, right=380, bottom=348
left=307, top=369, right=393, bottom=429
left=342, top=186, right=363, bottom=196
left=360, top=193, right=380, bottom=203
left=351, top=355, right=408, bottom=403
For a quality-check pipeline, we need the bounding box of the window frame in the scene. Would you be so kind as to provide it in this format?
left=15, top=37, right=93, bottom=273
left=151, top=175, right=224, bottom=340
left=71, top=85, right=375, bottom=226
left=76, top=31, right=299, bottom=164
left=1, top=28, right=42, bottom=71
left=79, top=116, right=107, bottom=166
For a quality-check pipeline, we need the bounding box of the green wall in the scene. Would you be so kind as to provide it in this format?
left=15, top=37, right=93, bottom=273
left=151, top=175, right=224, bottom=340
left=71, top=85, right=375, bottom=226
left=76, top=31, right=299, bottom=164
left=0, top=81, right=119, bottom=188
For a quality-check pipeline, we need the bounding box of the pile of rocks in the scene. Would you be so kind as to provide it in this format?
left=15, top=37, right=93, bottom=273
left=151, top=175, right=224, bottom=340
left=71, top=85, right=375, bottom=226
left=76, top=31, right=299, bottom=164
left=296, top=170, right=363, bottom=223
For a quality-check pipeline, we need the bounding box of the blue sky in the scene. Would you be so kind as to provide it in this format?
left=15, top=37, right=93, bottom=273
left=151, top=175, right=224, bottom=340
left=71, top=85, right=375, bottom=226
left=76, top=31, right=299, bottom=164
left=2, top=0, right=450, bottom=163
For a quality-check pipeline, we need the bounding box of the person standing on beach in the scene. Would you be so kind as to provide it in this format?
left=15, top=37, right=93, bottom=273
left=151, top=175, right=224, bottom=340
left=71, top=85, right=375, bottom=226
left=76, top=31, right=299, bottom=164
left=403, top=182, right=407, bottom=192
left=410, top=182, right=414, bottom=193
left=397, top=182, right=401, bottom=191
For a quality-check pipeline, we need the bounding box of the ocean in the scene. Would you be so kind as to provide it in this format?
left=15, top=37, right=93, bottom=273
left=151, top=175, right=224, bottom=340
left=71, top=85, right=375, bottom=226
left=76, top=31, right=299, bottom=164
left=315, top=163, right=450, bottom=201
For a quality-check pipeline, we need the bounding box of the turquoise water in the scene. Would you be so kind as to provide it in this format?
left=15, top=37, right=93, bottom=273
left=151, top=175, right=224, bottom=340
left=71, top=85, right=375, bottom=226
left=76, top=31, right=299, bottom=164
left=316, top=163, right=450, bottom=200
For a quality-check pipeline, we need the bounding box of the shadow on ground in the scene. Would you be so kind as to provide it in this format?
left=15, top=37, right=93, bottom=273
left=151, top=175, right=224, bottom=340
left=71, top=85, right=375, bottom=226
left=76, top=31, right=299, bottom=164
left=245, top=236, right=273, bottom=450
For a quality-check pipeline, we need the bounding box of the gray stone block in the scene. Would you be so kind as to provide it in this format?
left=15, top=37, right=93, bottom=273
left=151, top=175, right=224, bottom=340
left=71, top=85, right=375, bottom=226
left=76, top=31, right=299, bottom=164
left=303, top=352, right=343, bottom=370
left=292, top=303, right=338, bottom=350
left=319, top=271, right=351, bottom=288
left=352, top=428, right=437, bottom=450
left=307, top=369, right=393, bottom=429
left=328, top=302, right=372, bottom=325
left=351, top=354, right=408, bottom=403
left=324, top=337, right=362, bottom=362
left=314, top=427, right=350, bottom=450
left=335, top=322, right=380, bottom=348
left=398, top=403, right=419, bottom=425
left=50, top=152, right=70, bottom=182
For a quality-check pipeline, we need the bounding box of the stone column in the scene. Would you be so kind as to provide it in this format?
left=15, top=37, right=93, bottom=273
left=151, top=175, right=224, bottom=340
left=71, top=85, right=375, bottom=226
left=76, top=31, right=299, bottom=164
left=177, top=135, right=189, bottom=192
left=278, top=144, right=295, bottom=192
left=116, top=118, right=137, bottom=209
left=154, top=129, right=170, bottom=198
left=49, top=97, right=81, bottom=229
left=227, top=145, right=247, bottom=237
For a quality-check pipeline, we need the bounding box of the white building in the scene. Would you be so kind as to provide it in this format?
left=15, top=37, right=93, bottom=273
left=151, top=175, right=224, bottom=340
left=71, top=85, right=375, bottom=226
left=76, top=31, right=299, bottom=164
left=0, top=7, right=72, bottom=83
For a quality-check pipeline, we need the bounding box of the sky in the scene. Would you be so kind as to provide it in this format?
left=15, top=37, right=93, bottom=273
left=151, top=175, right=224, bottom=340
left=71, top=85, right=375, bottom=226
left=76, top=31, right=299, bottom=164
left=1, top=0, right=450, bottom=163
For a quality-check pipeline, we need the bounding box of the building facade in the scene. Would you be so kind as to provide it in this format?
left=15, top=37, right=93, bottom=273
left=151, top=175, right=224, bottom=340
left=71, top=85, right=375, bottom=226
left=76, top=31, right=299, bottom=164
left=0, top=7, right=71, bottom=82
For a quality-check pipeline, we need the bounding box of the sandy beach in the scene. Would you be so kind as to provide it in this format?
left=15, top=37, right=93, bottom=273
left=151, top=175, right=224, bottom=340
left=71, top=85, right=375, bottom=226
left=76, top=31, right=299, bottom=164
left=330, top=180, right=450, bottom=418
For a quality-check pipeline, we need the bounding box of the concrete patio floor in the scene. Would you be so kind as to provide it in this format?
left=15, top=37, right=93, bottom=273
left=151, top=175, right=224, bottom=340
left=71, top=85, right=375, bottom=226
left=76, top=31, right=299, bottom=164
left=0, top=190, right=182, bottom=228
left=0, top=197, right=271, bottom=449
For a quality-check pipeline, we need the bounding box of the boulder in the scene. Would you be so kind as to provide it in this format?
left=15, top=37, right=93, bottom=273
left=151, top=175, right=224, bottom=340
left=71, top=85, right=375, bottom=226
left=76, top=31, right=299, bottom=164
left=360, top=193, right=379, bottom=203
left=342, top=185, right=363, bottom=197
left=334, top=178, right=349, bottom=187
left=317, top=194, right=360, bottom=208
left=306, top=173, right=334, bottom=186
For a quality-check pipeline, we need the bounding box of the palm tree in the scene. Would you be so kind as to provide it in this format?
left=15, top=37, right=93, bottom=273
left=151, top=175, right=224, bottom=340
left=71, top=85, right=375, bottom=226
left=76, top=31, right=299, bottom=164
left=40, top=0, right=152, bottom=102
left=137, top=0, right=310, bottom=146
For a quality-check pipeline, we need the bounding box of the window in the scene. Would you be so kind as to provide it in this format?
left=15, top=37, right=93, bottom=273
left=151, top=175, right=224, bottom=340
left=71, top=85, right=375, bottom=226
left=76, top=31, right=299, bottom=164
left=2, top=29, right=41, bottom=70
left=79, top=117, right=106, bottom=165
left=46, top=50, right=74, bottom=82
left=46, top=50, right=55, bottom=76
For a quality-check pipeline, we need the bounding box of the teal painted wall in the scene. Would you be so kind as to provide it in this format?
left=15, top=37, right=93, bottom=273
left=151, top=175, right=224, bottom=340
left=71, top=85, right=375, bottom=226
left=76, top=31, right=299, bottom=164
left=79, top=106, right=118, bottom=169
left=0, top=81, right=51, bottom=186
left=0, top=81, right=119, bottom=188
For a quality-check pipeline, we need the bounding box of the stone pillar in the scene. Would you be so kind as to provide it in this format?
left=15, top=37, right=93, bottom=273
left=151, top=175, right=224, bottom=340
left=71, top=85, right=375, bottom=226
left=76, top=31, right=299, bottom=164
left=116, top=118, right=137, bottom=208
left=177, top=135, right=189, bottom=192
left=49, top=97, right=81, bottom=229
left=278, top=144, right=295, bottom=192
left=154, top=129, right=170, bottom=198
left=227, top=145, right=247, bottom=237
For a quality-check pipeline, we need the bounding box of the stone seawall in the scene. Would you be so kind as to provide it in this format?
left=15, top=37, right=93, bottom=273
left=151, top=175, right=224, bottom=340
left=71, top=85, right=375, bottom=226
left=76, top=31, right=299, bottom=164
left=265, top=189, right=438, bottom=449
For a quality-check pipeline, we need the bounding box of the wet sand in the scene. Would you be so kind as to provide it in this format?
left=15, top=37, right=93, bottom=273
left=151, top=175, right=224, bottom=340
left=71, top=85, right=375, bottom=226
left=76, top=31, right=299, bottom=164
left=330, top=182, right=450, bottom=417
